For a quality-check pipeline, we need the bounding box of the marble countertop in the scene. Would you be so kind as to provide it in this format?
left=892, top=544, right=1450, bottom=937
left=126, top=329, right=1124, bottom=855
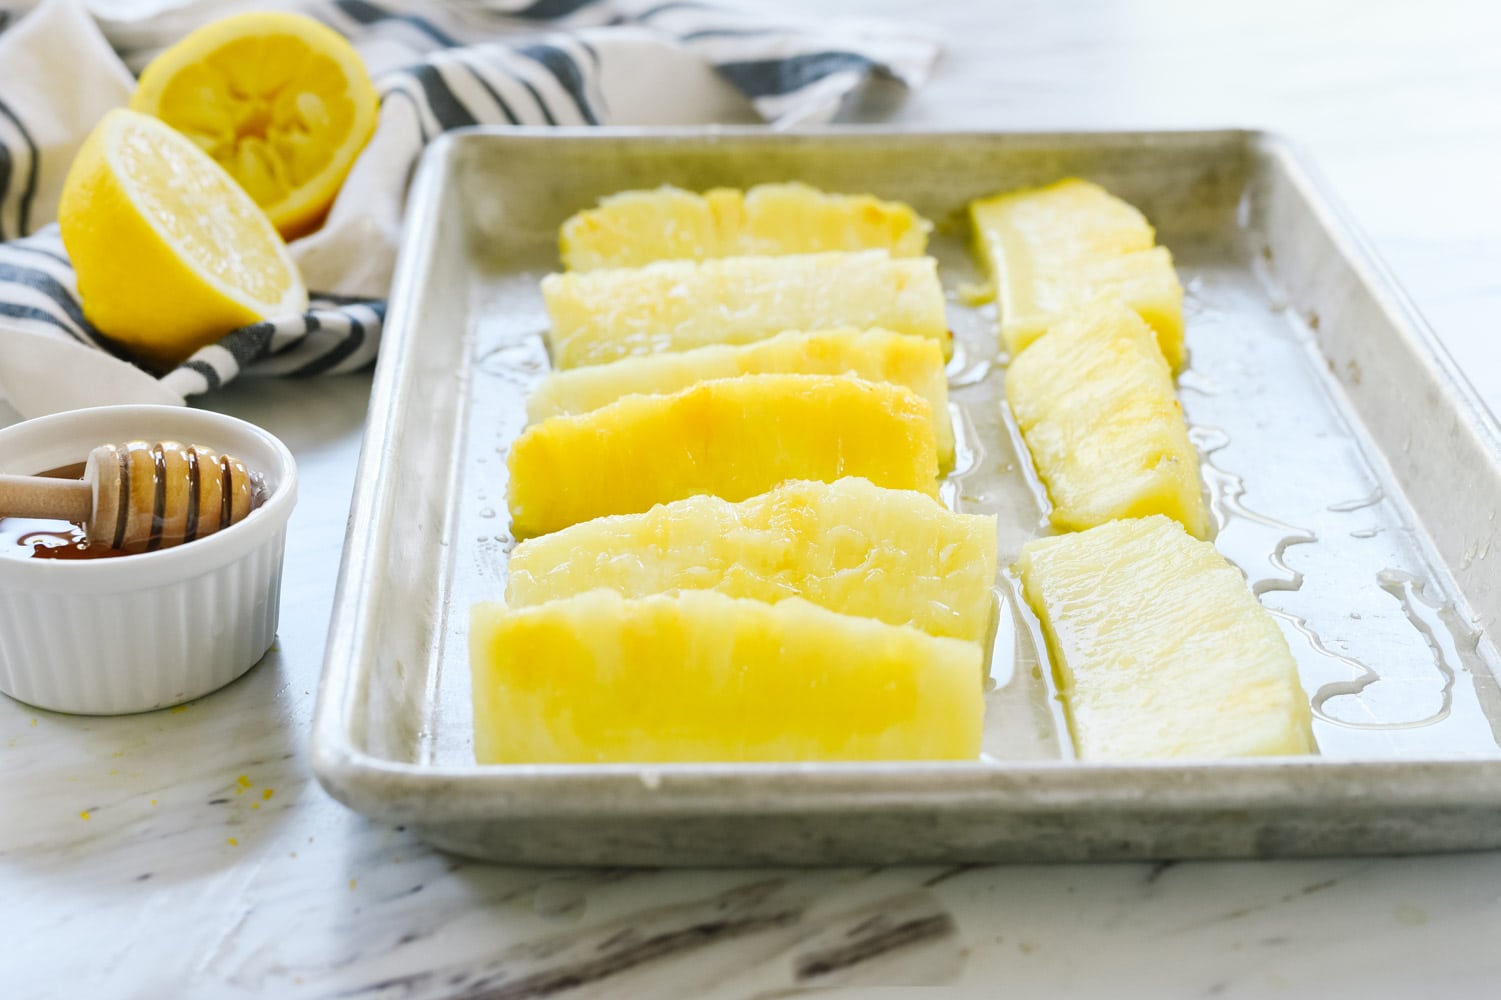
left=5, top=0, right=1501, bottom=995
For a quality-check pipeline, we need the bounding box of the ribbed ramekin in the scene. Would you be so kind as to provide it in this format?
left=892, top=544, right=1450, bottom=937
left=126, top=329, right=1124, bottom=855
left=0, top=405, right=296, bottom=714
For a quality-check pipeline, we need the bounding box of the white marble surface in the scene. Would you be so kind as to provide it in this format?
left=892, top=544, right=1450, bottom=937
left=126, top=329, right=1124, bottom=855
left=5, top=0, right=1501, bottom=995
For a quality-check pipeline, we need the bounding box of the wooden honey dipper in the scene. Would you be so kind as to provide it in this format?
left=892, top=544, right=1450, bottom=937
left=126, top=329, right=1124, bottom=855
left=0, top=441, right=260, bottom=554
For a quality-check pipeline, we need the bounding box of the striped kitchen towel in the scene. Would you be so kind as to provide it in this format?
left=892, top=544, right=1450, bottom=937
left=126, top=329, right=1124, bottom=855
left=0, top=0, right=939, bottom=418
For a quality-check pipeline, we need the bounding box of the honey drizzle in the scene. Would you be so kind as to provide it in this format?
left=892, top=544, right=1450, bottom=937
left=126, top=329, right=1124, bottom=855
left=184, top=446, right=201, bottom=545
left=146, top=443, right=167, bottom=552
left=219, top=454, right=234, bottom=532
left=111, top=447, right=129, bottom=550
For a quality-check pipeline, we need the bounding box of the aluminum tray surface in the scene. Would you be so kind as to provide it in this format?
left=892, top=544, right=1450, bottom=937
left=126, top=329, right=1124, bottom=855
left=312, top=128, right=1501, bottom=865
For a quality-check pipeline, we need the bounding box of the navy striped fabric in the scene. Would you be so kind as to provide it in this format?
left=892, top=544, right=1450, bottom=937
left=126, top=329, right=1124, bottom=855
left=0, top=95, right=37, bottom=243
left=0, top=0, right=936, bottom=403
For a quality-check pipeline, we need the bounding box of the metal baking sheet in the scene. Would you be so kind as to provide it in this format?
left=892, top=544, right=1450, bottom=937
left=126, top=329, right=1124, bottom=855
left=311, top=127, right=1501, bottom=864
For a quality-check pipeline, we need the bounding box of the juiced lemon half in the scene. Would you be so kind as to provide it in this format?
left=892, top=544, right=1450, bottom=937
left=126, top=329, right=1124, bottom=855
left=58, top=109, right=308, bottom=370
left=129, top=11, right=379, bottom=239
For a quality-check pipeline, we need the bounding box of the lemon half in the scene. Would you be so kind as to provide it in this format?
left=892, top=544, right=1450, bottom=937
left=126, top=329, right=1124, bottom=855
left=130, top=12, right=379, bottom=240
left=59, top=109, right=308, bottom=371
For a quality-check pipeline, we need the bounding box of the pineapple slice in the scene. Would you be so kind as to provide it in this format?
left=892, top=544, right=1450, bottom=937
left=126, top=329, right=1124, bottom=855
left=527, top=328, right=955, bottom=467
left=970, top=178, right=1185, bottom=366
left=993, top=248, right=1183, bottom=363
left=559, top=182, right=931, bottom=270
left=1015, top=515, right=1316, bottom=760
left=541, top=251, right=949, bottom=369
left=470, top=589, right=984, bottom=763
left=1006, top=299, right=1210, bottom=538
left=562, top=186, right=723, bottom=271
left=976, top=177, right=1157, bottom=260
left=507, top=374, right=939, bottom=538
left=508, top=477, right=997, bottom=643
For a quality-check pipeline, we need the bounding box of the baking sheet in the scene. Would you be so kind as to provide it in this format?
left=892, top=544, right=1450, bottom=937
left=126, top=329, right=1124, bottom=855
left=312, top=128, right=1501, bottom=864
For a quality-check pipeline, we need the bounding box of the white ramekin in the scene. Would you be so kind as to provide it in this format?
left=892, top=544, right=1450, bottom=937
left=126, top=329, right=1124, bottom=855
left=0, top=405, right=297, bottom=714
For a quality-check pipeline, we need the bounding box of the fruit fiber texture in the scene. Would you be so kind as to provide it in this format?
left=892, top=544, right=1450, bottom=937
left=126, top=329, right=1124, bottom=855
left=541, top=250, right=949, bottom=368
left=129, top=11, right=379, bottom=240
left=970, top=178, right=1184, bottom=367
left=470, top=589, right=984, bottom=764
left=559, top=182, right=931, bottom=270
left=507, top=477, right=997, bottom=643
left=526, top=327, right=955, bottom=466
left=57, top=109, right=307, bottom=371
left=1006, top=298, right=1210, bottom=538
left=506, top=373, right=940, bottom=538
left=1015, top=515, right=1317, bottom=761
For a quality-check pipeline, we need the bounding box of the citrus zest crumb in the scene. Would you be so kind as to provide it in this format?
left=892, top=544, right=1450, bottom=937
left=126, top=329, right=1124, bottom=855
left=79, top=810, right=90, bottom=821
left=227, top=837, right=238, bottom=846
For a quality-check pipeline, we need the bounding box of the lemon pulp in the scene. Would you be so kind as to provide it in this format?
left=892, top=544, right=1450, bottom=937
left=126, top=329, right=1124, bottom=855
left=130, top=12, right=378, bottom=239
left=58, top=109, right=307, bottom=370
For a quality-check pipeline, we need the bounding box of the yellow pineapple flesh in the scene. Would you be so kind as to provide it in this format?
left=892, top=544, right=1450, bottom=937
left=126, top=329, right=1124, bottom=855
left=970, top=178, right=1185, bottom=366
left=562, top=186, right=723, bottom=270
left=506, top=374, right=939, bottom=538
left=1006, top=299, right=1210, bottom=538
left=559, top=182, right=930, bottom=270
left=471, top=589, right=984, bottom=763
left=1014, top=516, right=1316, bottom=760
left=541, top=251, right=949, bottom=369
left=977, top=177, right=1156, bottom=260
left=507, top=477, right=997, bottom=643
left=999, top=247, right=1184, bottom=362
left=526, top=328, right=955, bottom=467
